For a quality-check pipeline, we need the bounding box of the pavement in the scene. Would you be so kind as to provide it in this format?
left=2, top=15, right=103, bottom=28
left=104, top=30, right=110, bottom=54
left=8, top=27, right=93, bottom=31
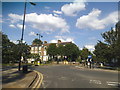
left=2, top=67, right=43, bottom=89
left=74, top=64, right=119, bottom=73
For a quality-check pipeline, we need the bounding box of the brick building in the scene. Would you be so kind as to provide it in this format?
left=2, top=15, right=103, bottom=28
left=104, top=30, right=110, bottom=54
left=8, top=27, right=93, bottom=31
left=29, top=40, right=72, bottom=63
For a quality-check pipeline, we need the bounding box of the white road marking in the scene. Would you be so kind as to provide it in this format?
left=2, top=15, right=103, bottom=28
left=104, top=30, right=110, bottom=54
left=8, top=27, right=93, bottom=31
left=107, top=81, right=119, bottom=86
left=89, top=79, right=102, bottom=84
left=42, top=80, right=51, bottom=88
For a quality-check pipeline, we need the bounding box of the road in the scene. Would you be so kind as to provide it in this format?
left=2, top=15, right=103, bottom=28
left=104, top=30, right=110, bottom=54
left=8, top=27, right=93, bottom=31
left=31, top=65, right=119, bottom=88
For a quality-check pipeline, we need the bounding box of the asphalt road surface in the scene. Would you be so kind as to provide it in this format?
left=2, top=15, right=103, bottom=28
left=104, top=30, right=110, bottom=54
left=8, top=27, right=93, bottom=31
left=31, top=65, right=119, bottom=88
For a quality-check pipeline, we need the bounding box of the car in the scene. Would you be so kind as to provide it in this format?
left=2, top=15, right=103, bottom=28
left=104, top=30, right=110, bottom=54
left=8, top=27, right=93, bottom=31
left=72, top=61, right=76, bottom=64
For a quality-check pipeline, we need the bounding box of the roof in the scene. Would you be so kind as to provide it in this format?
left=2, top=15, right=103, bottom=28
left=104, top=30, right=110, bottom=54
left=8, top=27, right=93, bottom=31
left=30, top=41, right=72, bottom=47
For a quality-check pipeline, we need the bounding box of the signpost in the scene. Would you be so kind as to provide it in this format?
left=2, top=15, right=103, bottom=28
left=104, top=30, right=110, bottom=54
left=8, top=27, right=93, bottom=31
left=87, top=55, right=92, bottom=68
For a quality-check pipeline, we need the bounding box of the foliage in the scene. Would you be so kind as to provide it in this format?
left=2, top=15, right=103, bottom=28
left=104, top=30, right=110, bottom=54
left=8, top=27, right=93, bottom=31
left=64, top=43, right=80, bottom=61
left=2, top=32, right=30, bottom=63
left=94, top=21, right=120, bottom=65
left=57, top=44, right=64, bottom=60
left=46, top=43, right=80, bottom=62
left=2, top=33, right=17, bottom=63
left=29, top=53, right=40, bottom=61
left=32, top=38, right=43, bottom=45
left=80, top=47, right=92, bottom=60
left=93, top=41, right=112, bottom=62
left=47, top=43, right=57, bottom=58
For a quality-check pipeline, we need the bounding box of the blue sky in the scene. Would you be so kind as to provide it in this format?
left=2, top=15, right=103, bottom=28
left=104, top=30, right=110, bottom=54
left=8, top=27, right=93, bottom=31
left=2, top=1, right=118, bottom=51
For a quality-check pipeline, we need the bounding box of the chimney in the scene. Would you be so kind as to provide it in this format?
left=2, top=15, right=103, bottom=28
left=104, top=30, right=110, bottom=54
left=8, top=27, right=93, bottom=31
left=58, top=40, right=61, bottom=43
left=44, top=41, right=47, bottom=44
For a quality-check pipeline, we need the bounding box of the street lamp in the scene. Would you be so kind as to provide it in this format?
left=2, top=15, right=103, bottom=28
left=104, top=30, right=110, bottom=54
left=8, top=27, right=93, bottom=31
left=36, top=33, right=43, bottom=41
left=36, top=33, right=43, bottom=64
left=18, top=1, right=36, bottom=71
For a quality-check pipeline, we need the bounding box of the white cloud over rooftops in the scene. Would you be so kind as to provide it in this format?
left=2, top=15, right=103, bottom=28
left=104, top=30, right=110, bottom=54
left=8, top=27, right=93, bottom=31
left=85, top=44, right=95, bottom=52
left=50, top=35, right=75, bottom=43
left=29, top=31, right=36, bottom=36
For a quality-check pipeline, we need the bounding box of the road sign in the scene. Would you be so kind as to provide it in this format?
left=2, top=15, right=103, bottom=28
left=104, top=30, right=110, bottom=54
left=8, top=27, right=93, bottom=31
left=88, top=55, right=92, bottom=59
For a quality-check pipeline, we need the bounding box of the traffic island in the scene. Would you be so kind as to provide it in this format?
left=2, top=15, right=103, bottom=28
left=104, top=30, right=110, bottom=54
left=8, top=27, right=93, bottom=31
left=2, top=68, right=43, bottom=89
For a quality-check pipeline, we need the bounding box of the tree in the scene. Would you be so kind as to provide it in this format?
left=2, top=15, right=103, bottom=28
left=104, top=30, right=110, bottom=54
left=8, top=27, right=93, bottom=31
left=32, top=38, right=43, bottom=45
left=57, top=44, right=64, bottom=61
left=29, top=53, right=40, bottom=61
left=2, top=32, right=31, bottom=64
left=64, top=43, right=80, bottom=62
left=93, top=41, right=112, bottom=63
left=47, top=43, right=57, bottom=61
left=18, top=42, right=31, bottom=62
left=80, top=47, right=92, bottom=60
left=101, top=21, right=120, bottom=64
left=2, top=33, right=17, bottom=63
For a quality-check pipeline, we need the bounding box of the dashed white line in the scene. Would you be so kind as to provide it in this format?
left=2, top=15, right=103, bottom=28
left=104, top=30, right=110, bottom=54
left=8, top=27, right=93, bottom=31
left=89, top=80, right=102, bottom=84
left=107, top=81, right=119, bottom=86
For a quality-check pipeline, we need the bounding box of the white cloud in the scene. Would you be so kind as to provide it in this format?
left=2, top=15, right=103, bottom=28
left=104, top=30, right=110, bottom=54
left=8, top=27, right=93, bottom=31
left=29, top=31, right=36, bottom=36
left=61, top=0, right=86, bottom=16
left=8, top=13, right=69, bottom=33
left=50, top=40, right=58, bottom=43
left=10, top=40, right=19, bottom=44
left=53, top=10, right=62, bottom=14
left=16, top=24, right=26, bottom=30
left=9, top=24, right=16, bottom=28
left=85, top=44, right=95, bottom=52
left=76, top=9, right=118, bottom=30
left=53, top=13, right=59, bottom=17
left=8, top=13, right=22, bottom=23
left=10, top=40, right=26, bottom=44
left=0, top=15, right=2, bottom=23
left=44, top=6, right=50, bottom=9
left=50, top=35, right=75, bottom=43
left=0, top=15, right=2, bottom=18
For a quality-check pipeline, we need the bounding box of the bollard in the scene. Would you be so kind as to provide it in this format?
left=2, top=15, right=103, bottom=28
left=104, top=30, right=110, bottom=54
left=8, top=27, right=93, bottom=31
left=22, top=65, right=28, bottom=73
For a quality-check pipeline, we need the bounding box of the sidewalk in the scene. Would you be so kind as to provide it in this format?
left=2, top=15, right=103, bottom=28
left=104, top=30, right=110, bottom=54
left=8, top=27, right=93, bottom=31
left=2, top=68, right=40, bottom=89
left=75, top=64, right=119, bottom=73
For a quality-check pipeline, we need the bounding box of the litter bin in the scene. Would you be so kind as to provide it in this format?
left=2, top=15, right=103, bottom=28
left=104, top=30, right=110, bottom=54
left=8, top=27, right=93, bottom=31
left=22, top=65, right=28, bottom=73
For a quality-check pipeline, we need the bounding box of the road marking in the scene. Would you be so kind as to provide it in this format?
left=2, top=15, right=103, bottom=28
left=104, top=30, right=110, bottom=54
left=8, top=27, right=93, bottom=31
left=59, top=76, right=68, bottom=80
left=33, top=70, right=43, bottom=89
left=89, top=80, right=102, bottom=84
left=107, top=81, right=119, bottom=86
left=42, top=80, right=51, bottom=88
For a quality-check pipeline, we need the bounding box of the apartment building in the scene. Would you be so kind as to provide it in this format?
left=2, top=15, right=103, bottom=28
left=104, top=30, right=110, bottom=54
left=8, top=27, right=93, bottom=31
left=29, top=40, right=72, bottom=63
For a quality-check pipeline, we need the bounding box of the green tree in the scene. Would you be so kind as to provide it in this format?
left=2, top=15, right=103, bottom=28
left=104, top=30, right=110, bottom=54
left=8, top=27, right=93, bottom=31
left=93, top=41, right=112, bottom=63
left=57, top=44, right=64, bottom=61
left=47, top=43, right=57, bottom=61
left=18, top=42, right=31, bottom=62
left=2, top=32, right=31, bottom=64
left=64, top=43, right=80, bottom=62
left=2, top=33, right=17, bottom=63
left=101, top=21, right=120, bottom=64
left=32, top=38, right=43, bottom=45
left=80, top=47, right=92, bottom=60
left=30, top=54, right=40, bottom=61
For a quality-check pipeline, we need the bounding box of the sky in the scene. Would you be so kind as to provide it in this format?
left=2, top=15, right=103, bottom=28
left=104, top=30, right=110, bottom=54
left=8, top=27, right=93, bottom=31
left=1, top=0, right=118, bottom=52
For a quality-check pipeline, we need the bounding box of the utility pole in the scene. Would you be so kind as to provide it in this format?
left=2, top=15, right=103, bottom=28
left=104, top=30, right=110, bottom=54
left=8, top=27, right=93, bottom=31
left=19, top=1, right=36, bottom=71
left=36, top=33, right=43, bottom=63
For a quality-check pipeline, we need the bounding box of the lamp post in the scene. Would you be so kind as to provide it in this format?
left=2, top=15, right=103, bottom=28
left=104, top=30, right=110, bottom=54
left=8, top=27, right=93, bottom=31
left=36, top=33, right=43, bottom=63
left=36, top=33, right=43, bottom=41
left=18, top=1, right=36, bottom=71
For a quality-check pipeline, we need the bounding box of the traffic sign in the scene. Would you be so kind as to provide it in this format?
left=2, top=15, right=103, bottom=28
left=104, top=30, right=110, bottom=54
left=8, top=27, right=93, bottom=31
left=88, top=55, right=92, bottom=59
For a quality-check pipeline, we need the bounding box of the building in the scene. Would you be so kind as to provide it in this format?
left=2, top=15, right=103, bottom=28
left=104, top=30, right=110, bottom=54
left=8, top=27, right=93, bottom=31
left=29, top=40, right=72, bottom=63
